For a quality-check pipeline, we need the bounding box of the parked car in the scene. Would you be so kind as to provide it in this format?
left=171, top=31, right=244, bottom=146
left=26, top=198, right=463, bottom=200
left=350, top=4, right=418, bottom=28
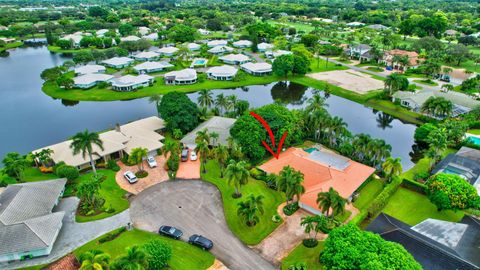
left=147, top=156, right=157, bottom=168
left=190, top=150, right=198, bottom=161
left=123, top=171, right=137, bottom=184
left=158, top=225, right=183, bottom=239
left=181, top=148, right=189, bottom=162
left=188, top=234, right=213, bottom=250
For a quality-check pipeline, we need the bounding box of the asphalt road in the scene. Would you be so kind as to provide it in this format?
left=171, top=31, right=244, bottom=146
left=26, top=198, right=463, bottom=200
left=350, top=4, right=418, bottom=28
left=130, top=180, right=276, bottom=270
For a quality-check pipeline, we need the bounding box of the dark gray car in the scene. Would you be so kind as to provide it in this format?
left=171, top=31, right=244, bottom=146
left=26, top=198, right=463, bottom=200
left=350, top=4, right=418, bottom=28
left=158, top=225, right=183, bottom=239
left=188, top=234, right=213, bottom=250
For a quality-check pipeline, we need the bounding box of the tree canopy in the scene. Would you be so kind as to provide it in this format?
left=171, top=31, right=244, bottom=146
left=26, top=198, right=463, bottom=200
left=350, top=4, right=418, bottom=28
left=158, top=91, right=199, bottom=134
left=426, top=173, right=480, bottom=211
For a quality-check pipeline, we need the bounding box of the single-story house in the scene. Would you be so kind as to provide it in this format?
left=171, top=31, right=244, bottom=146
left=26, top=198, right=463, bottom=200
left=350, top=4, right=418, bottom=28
left=346, top=21, right=365, bottom=27
left=259, top=147, right=375, bottom=214
left=381, top=49, right=421, bottom=70
left=73, top=73, right=114, bottom=89
left=208, top=45, right=234, bottom=55
left=0, top=179, right=67, bottom=263
left=164, top=68, right=197, bottom=85
left=0, top=37, right=16, bottom=43
left=257, top=42, right=274, bottom=52
left=198, top=29, right=210, bottom=35
left=111, top=74, right=154, bottom=91
left=59, top=33, right=83, bottom=48
left=445, top=29, right=459, bottom=37
left=187, top=43, right=201, bottom=51
left=240, top=62, right=272, bottom=76
left=207, top=40, right=228, bottom=47
left=33, top=116, right=165, bottom=169
left=133, top=61, right=173, bottom=74
left=181, top=116, right=236, bottom=148
left=102, top=57, right=134, bottom=69
left=219, top=53, right=250, bottom=65
left=157, top=46, right=179, bottom=56
left=432, top=146, right=480, bottom=195
left=96, top=29, right=109, bottom=37
left=393, top=89, right=480, bottom=116
left=120, top=35, right=141, bottom=42
left=206, top=65, right=238, bottom=81
left=346, top=44, right=372, bottom=62
left=233, top=40, right=252, bottom=48
left=132, top=51, right=160, bottom=61
left=74, top=64, right=106, bottom=75
left=367, top=213, right=480, bottom=270
left=138, top=26, right=150, bottom=36
left=265, top=50, right=292, bottom=59
left=143, top=33, right=158, bottom=41
left=367, top=24, right=389, bottom=31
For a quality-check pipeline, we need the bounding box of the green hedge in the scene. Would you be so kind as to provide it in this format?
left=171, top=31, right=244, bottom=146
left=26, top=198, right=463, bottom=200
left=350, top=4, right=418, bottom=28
left=401, top=178, right=427, bottom=194
left=365, top=177, right=402, bottom=220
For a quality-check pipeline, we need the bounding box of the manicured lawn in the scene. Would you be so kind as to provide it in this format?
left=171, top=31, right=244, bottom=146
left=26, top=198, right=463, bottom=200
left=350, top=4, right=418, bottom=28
left=353, top=178, right=384, bottom=210
left=201, top=160, right=285, bottom=245
left=365, top=99, right=424, bottom=125
left=309, top=58, right=348, bottom=73
left=73, top=229, right=215, bottom=270
left=401, top=148, right=456, bottom=181
left=413, top=79, right=438, bottom=86
left=0, top=41, right=23, bottom=52
left=267, top=20, right=315, bottom=32
left=282, top=242, right=325, bottom=270
left=48, top=45, right=108, bottom=54
left=468, top=129, right=480, bottom=135
left=1, top=167, right=58, bottom=185
left=75, top=169, right=129, bottom=222
left=383, top=187, right=464, bottom=226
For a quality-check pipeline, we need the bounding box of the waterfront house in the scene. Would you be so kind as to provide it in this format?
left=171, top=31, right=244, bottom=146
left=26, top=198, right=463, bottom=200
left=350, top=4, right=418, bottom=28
left=111, top=74, right=154, bottom=91
left=240, top=62, right=272, bottom=76
left=102, top=57, right=134, bottom=68
left=59, top=33, right=83, bottom=48
left=74, top=64, right=106, bottom=75
left=233, top=40, right=252, bottom=48
left=138, top=26, right=150, bottom=36
left=265, top=50, right=292, bottom=59
left=132, top=51, right=160, bottom=61
left=181, top=116, right=236, bottom=148
left=120, top=36, right=141, bottom=42
left=0, top=179, right=67, bottom=263
left=73, top=73, right=114, bottom=89
left=157, top=46, right=178, bottom=56
left=219, top=53, right=250, bottom=65
left=257, top=42, right=274, bottom=52
left=367, top=24, right=389, bottom=31
left=96, top=29, right=109, bottom=37
left=187, top=43, right=201, bottom=51
left=164, top=69, right=197, bottom=85
left=381, top=49, right=421, bottom=71
left=207, top=40, right=228, bottom=48
left=346, top=44, right=372, bottom=61
left=133, top=61, right=174, bottom=74
left=208, top=45, right=234, bottom=55
left=206, top=65, right=238, bottom=81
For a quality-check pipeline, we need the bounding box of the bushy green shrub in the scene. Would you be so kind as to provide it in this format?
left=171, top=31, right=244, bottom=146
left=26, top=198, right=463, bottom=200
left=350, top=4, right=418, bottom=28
left=135, top=171, right=148, bottom=178
left=302, top=238, right=318, bottom=248
left=365, top=177, right=402, bottom=219
left=53, top=161, right=66, bottom=173
left=271, top=214, right=281, bottom=223
left=98, top=227, right=126, bottom=243
left=283, top=202, right=299, bottom=216
left=56, top=165, right=79, bottom=181
left=107, top=159, right=120, bottom=171
left=143, top=239, right=173, bottom=270
left=249, top=168, right=265, bottom=180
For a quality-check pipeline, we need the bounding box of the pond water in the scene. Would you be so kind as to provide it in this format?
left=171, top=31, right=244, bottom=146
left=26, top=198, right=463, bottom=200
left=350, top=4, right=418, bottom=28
left=0, top=46, right=416, bottom=169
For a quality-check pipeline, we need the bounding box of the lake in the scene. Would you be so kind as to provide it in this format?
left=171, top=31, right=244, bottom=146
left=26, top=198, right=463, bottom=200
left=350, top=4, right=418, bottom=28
left=0, top=46, right=416, bottom=169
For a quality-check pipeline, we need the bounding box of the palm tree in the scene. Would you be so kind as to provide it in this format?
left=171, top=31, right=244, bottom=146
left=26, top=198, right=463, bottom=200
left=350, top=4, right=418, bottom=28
left=277, top=166, right=305, bottom=205
left=215, top=93, right=229, bottom=116
left=324, top=116, right=347, bottom=147
left=111, top=246, right=148, bottom=270
left=70, top=130, right=104, bottom=176
left=79, top=250, right=110, bottom=270
left=176, top=45, right=190, bottom=63
left=316, top=187, right=346, bottom=219
left=382, top=157, right=403, bottom=183
left=162, top=139, right=180, bottom=158
left=195, top=140, right=210, bottom=174
left=195, top=128, right=211, bottom=145
left=210, top=132, right=219, bottom=147
left=225, top=160, right=250, bottom=198
left=2, top=152, right=29, bottom=181
left=226, top=95, right=237, bottom=112
left=197, top=89, right=213, bottom=108
left=426, top=128, right=448, bottom=162
left=300, top=215, right=325, bottom=240
left=214, top=144, right=229, bottom=178
left=441, top=83, right=454, bottom=92
left=369, top=139, right=392, bottom=168
left=306, top=93, right=328, bottom=113
left=148, top=94, right=162, bottom=107
left=237, top=194, right=264, bottom=226
left=128, top=147, right=148, bottom=172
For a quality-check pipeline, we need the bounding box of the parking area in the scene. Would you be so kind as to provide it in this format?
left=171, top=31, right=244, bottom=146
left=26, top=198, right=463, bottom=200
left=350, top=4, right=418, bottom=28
left=130, top=180, right=275, bottom=270
left=307, top=69, right=384, bottom=94
left=177, top=153, right=201, bottom=179
left=116, top=155, right=169, bottom=194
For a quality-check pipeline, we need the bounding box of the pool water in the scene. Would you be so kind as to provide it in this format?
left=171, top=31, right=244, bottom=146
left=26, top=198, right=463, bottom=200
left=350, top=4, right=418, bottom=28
left=304, top=147, right=318, bottom=153
left=467, top=136, right=480, bottom=146
left=193, top=59, right=206, bottom=65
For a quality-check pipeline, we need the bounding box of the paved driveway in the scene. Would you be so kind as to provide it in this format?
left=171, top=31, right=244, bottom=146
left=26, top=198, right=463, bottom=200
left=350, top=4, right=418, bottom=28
left=177, top=157, right=201, bottom=179
left=2, top=197, right=130, bottom=270
left=116, top=156, right=169, bottom=194
left=130, top=180, right=275, bottom=270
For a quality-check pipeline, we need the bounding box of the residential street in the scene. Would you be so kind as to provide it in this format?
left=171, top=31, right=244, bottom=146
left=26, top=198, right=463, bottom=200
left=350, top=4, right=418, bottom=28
left=130, top=180, right=276, bottom=270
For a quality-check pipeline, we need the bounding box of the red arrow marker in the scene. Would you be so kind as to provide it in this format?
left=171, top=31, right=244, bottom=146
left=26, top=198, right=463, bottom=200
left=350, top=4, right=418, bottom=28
left=250, top=111, right=288, bottom=159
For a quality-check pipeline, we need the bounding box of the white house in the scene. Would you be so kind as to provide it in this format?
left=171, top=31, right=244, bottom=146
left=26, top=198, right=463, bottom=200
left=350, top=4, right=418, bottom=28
left=134, top=61, right=174, bottom=74
left=265, top=50, right=292, bottom=59
left=111, top=74, right=154, bottom=91
left=164, top=69, right=197, bottom=85
left=74, top=64, right=106, bottom=75
left=157, top=46, right=179, bottom=56
left=208, top=45, right=234, bottom=55
left=73, top=73, right=114, bottom=89
left=102, top=57, right=134, bottom=68
left=60, top=33, right=83, bottom=48
left=346, top=21, right=365, bottom=27
left=96, top=29, right=109, bottom=37
left=120, top=35, right=141, bottom=42
left=347, top=44, right=372, bottom=61
left=233, top=40, right=252, bottom=48
left=138, top=26, right=150, bottom=36
left=133, top=51, right=160, bottom=61
left=257, top=42, right=274, bottom=52
left=219, top=53, right=250, bottom=65
left=207, top=65, right=238, bottom=81
left=198, top=29, right=210, bottom=35
left=143, top=33, right=159, bottom=41
left=187, top=43, right=201, bottom=51
left=207, top=39, right=228, bottom=47
left=240, top=62, right=272, bottom=76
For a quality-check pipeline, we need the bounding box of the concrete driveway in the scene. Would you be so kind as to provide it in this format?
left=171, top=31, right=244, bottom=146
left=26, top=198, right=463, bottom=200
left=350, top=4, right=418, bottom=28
left=130, top=180, right=275, bottom=270
left=116, top=156, right=169, bottom=194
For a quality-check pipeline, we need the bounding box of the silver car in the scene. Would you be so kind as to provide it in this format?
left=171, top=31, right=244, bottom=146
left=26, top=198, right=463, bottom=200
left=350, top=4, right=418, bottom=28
left=124, top=171, right=138, bottom=184
left=147, top=156, right=157, bottom=168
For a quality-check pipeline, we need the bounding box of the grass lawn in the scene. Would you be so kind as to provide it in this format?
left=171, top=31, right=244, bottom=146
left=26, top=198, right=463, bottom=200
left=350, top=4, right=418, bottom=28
left=383, top=187, right=464, bottom=226
left=1, top=167, right=58, bottom=185
left=201, top=160, right=285, bottom=245
left=267, top=20, right=314, bottom=33
left=47, top=45, right=108, bottom=54
left=367, top=66, right=384, bottom=72
left=401, top=148, right=456, bottom=181
left=281, top=242, right=325, bottom=270
left=0, top=41, right=24, bottom=52
left=468, top=129, right=480, bottom=135
left=75, top=169, right=129, bottom=222
left=73, top=228, right=215, bottom=270
left=309, top=58, right=348, bottom=73
left=353, top=178, right=384, bottom=210
left=365, top=99, right=424, bottom=125
left=413, top=79, right=438, bottom=86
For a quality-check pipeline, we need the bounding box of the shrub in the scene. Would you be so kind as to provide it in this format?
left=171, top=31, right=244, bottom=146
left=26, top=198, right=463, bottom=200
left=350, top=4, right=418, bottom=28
left=107, top=159, right=120, bottom=171
left=98, top=81, right=109, bottom=89
left=302, top=238, right=318, bottom=248
left=288, top=262, right=307, bottom=270
left=413, top=172, right=429, bottom=183
left=426, top=173, right=480, bottom=211
left=283, top=202, right=299, bottom=216
left=249, top=168, right=265, bottom=180
left=135, top=171, right=148, bottom=178
left=271, top=214, right=281, bottom=223
left=365, top=177, right=402, bottom=219
left=53, top=161, right=66, bottom=173
left=98, top=227, right=126, bottom=243
left=0, top=180, right=7, bottom=187
left=143, top=239, right=173, bottom=270
left=56, top=165, right=79, bottom=181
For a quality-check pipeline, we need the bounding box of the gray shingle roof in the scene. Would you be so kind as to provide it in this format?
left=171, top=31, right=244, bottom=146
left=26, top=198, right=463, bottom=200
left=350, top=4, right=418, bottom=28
left=181, top=116, right=236, bottom=148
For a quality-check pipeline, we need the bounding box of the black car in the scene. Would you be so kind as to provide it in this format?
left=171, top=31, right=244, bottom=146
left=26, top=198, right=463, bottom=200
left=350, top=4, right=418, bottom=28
left=188, top=234, right=213, bottom=250
left=158, top=225, right=183, bottom=239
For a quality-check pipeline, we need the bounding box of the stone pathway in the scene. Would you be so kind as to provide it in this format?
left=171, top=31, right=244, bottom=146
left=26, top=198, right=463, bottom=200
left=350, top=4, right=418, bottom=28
left=1, top=197, right=131, bottom=270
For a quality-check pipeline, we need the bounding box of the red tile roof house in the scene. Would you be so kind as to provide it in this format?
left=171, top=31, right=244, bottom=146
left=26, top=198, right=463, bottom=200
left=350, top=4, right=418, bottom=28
left=259, top=147, right=375, bottom=215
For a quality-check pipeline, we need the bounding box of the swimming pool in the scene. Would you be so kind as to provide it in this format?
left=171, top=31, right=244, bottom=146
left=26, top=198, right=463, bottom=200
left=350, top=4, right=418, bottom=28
left=192, top=59, right=207, bottom=66
left=467, top=135, right=480, bottom=146
left=304, top=147, right=318, bottom=153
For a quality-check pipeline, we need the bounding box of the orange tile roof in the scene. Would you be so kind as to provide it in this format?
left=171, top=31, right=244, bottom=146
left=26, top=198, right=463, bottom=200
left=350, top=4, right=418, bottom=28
left=45, top=254, right=80, bottom=270
left=385, top=49, right=421, bottom=66
left=259, top=148, right=375, bottom=213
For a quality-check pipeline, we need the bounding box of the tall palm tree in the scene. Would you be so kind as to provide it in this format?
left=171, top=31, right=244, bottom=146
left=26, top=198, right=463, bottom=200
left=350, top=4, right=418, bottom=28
left=161, top=139, right=180, bottom=158
left=79, top=250, right=110, bottom=270
left=195, top=140, right=210, bottom=174
left=369, top=139, right=392, bottom=167
left=214, top=144, right=229, bottom=178
left=195, top=128, right=211, bottom=145
left=111, top=246, right=148, bottom=270
left=300, top=215, right=325, bottom=240
left=197, top=89, right=213, bottom=108
left=215, top=93, right=229, bottom=116
left=176, top=45, right=190, bottom=63
left=2, top=152, right=29, bottom=181
left=382, top=157, right=403, bottom=183
left=237, top=194, right=264, bottom=226
left=277, top=165, right=305, bottom=205
left=324, top=116, right=347, bottom=147
left=70, top=130, right=104, bottom=176
left=225, top=160, right=250, bottom=198
left=306, top=93, right=328, bottom=113
left=210, top=132, right=219, bottom=147
left=316, top=187, right=346, bottom=219
left=226, top=95, right=237, bottom=112
left=128, top=147, right=148, bottom=172
left=148, top=94, right=162, bottom=107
